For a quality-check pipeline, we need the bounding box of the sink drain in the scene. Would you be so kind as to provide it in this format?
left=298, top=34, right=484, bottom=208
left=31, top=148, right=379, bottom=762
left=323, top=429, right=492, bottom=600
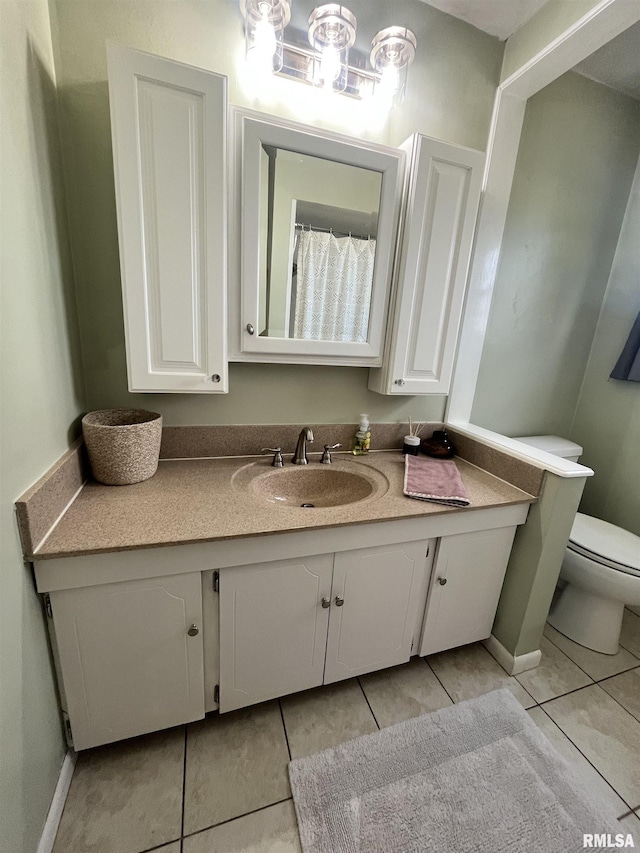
left=300, top=503, right=315, bottom=508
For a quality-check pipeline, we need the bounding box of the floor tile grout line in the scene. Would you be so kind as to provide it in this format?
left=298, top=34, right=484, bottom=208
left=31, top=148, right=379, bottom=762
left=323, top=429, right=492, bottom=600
left=540, top=678, right=640, bottom=727
left=544, top=625, right=639, bottom=683
left=356, top=677, right=380, bottom=730
left=138, top=838, right=182, bottom=853
left=536, top=703, right=636, bottom=813
left=278, top=698, right=293, bottom=761
left=618, top=808, right=637, bottom=820
left=423, top=657, right=455, bottom=704
left=597, top=675, right=640, bottom=722
left=181, top=797, right=294, bottom=841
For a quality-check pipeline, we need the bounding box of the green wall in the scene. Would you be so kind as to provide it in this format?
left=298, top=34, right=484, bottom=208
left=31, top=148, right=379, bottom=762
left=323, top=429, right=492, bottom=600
left=50, top=0, right=503, bottom=426
left=472, top=71, right=640, bottom=437
left=570, top=157, right=640, bottom=536
left=0, top=2, right=86, bottom=850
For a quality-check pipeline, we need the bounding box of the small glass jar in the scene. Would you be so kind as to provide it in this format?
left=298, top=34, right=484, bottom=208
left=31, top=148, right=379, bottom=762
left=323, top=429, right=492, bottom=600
left=421, top=430, right=455, bottom=459
left=402, top=435, right=421, bottom=455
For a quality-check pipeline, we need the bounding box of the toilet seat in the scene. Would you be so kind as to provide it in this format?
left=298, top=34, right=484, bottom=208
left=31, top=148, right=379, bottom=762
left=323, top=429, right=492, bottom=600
left=568, top=513, right=640, bottom=578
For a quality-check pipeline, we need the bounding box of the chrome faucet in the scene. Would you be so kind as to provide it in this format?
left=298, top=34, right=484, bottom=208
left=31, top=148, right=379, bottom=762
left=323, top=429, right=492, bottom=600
left=292, top=427, right=314, bottom=465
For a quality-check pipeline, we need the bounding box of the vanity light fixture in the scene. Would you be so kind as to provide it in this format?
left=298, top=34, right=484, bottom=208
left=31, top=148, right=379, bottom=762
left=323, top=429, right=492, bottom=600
left=240, top=0, right=291, bottom=73
left=239, top=0, right=417, bottom=100
left=370, top=26, right=417, bottom=99
left=307, top=4, right=356, bottom=93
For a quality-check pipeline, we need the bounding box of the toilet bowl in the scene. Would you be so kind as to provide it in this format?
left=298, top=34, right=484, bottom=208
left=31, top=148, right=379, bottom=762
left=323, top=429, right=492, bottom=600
left=516, top=435, right=640, bottom=654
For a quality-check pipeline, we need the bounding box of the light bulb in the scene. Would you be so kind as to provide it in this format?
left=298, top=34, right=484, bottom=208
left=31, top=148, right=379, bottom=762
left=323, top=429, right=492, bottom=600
left=378, top=64, right=400, bottom=96
left=248, top=5, right=277, bottom=71
left=320, top=45, right=341, bottom=84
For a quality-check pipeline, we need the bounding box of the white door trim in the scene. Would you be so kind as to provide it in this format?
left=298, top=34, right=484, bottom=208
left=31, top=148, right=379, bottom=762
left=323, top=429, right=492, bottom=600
left=446, top=0, right=640, bottom=423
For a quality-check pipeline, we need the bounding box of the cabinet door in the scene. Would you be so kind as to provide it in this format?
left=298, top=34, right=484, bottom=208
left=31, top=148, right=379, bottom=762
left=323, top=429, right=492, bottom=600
left=420, top=527, right=517, bottom=656
left=107, top=43, right=228, bottom=393
left=369, top=134, right=484, bottom=395
left=219, top=555, right=333, bottom=712
left=323, top=541, right=428, bottom=684
left=50, top=573, right=204, bottom=750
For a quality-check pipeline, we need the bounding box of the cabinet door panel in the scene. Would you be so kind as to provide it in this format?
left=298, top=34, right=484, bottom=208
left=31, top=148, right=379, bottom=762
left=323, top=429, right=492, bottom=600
left=420, top=527, right=517, bottom=656
left=108, top=43, right=227, bottom=393
left=369, top=135, right=484, bottom=395
left=324, top=541, right=428, bottom=684
left=51, top=573, right=204, bottom=750
left=219, top=555, right=333, bottom=712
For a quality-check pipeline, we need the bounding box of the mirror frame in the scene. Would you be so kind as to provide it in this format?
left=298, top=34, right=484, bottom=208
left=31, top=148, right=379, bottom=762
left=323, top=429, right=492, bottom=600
left=229, top=107, right=405, bottom=365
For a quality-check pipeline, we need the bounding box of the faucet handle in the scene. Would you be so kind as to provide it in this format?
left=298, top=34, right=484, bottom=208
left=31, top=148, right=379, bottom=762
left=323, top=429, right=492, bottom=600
left=262, top=447, right=284, bottom=468
left=320, top=443, right=342, bottom=464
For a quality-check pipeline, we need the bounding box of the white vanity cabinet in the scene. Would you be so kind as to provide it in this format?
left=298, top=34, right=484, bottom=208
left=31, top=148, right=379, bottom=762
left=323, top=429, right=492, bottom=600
left=369, top=134, right=484, bottom=395
left=35, top=503, right=528, bottom=748
left=218, top=555, right=334, bottom=712
left=47, top=572, right=205, bottom=751
left=323, top=540, right=432, bottom=684
left=107, top=43, right=228, bottom=393
left=419, top=526, right=517, bottom=656
left=218, top=541, right=433, bottom=712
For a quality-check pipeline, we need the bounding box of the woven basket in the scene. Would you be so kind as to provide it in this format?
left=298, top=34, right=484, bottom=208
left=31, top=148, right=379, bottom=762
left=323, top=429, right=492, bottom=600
left=82, top=409, right=162, bottom=485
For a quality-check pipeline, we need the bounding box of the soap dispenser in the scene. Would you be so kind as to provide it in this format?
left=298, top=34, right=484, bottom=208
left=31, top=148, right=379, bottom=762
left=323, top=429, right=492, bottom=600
left=351, top=414, right=371, bottom=456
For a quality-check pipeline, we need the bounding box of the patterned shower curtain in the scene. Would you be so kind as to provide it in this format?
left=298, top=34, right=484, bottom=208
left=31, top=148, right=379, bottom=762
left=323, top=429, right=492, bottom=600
left=294, top=230, right=376, bottom=342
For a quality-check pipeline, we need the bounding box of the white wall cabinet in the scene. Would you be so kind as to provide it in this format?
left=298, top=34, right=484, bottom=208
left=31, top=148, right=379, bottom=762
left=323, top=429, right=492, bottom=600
left=48, top=573, right=205, bottom=751
left=107, top=43, right=228, bottom=393
left=419, top=527, right=517, bottom=656
left=369, top=135, right=484, bottom=395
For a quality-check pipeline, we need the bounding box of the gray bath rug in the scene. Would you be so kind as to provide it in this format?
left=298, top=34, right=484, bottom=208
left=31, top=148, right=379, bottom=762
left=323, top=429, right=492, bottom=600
left=288, top=688, right=623, bottom=852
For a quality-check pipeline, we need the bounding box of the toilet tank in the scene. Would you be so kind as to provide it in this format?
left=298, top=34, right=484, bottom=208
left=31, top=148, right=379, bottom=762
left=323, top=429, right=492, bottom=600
left=515, top=435, right=583, bottom=463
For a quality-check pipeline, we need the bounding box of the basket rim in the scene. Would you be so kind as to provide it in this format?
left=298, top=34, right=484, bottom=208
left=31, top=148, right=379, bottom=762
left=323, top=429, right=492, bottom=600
left=82, top=408, right=162, bottom=428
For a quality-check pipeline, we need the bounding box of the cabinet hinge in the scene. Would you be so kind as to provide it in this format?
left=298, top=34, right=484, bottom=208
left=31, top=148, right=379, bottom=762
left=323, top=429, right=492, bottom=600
left=213, top=571, right=219, bottom=593
left=426, top=545, right=430, bottom=558
left=214, top=684, right=220, bottom=704
left=44, top=594, right=53, bottom=619
left=62, top=711, right=73, bottom=747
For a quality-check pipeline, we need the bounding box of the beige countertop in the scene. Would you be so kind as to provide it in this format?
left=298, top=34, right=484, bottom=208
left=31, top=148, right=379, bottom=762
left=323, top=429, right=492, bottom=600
left=31, top=451, right=535, bottom=560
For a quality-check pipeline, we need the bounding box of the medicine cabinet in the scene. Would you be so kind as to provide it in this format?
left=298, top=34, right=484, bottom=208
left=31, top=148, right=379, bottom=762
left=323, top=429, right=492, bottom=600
left=228, top=108, right=405, bottom=366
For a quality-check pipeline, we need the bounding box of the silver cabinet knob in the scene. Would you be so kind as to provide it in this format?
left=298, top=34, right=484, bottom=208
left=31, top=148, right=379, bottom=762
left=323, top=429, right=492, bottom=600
left=437, top=577, right=447, bottom=586
left=211, top=374, right=221, bottom=383
left=394, top=378, right=405, bottom=386
left=246, top=323, right=255, bottom=335
left=187, top=624, right=199, bottom=636
left=321, top=597, right=331, bottom=608
left=335, top=595, right=344, bottom=606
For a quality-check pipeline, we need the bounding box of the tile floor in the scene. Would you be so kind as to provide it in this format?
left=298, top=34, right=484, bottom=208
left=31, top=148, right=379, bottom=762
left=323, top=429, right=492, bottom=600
left=53, top=609, right=640, bottom=853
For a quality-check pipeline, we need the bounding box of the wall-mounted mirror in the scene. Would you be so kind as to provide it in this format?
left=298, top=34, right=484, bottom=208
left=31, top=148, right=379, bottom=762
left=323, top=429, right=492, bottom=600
left=230, top=109, right=404, bottom=365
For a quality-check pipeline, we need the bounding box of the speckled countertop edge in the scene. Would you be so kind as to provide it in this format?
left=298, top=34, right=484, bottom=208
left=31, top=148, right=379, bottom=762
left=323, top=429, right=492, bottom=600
left=30, top=451, right=536, bottom=561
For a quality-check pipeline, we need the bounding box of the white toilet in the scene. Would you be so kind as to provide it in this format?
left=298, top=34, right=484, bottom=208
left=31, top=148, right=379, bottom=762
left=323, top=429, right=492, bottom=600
left=517, top=435, right=640, bottom=655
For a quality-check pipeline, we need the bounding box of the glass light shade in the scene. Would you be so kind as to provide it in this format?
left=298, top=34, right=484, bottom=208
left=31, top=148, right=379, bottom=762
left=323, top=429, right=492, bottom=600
left=370, top=26, right=417, bottom=98
left=240, top=0, right=291, bottom=73
left=308, top=4, right=356, bottom=93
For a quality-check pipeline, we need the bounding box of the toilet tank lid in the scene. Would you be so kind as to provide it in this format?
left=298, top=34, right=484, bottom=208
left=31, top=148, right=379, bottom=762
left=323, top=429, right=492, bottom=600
left=570, top=513, right=640, bottom=572
left=515, top=435, right=583, bottom=458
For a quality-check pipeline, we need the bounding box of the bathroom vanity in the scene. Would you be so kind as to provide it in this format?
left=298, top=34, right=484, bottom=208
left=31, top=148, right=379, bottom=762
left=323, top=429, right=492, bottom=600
left=26, top=450, right=535, bottom=750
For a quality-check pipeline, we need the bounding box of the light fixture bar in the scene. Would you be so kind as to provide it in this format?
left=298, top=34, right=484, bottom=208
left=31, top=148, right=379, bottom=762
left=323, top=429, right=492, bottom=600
left=277, top=41, right=379, bottom=99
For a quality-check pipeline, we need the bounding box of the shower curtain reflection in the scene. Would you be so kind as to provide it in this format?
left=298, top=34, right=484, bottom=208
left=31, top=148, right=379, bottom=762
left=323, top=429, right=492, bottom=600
left=293, top=229, right=376, bottom=342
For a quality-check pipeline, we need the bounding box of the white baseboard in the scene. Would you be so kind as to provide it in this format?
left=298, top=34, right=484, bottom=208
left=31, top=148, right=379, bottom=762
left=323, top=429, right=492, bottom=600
left=483, top=634, right=542, bottom=676
left=37, top=750, right=77, bottom=853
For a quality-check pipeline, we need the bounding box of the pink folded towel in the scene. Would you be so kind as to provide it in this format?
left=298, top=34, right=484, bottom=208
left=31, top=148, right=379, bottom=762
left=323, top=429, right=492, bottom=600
left=403, top=454, right=471, bottom=507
